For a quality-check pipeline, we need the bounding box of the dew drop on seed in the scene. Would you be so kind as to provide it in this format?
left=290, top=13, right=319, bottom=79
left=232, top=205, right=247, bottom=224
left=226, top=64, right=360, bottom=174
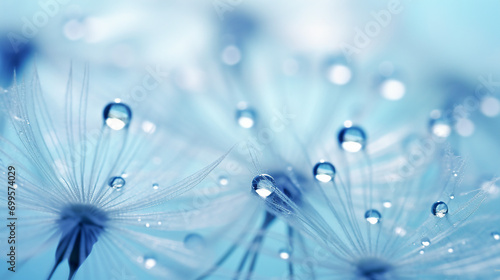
left=338, top=126, right=366, bottom=153
left=313, top=162, right=336, bottom=183
left=449, top=194, right=455, bottom=200
left=364, top=209, right=381, bottom=224
left=252, top=174, right=275, bottom=198
left=431, top=201, right=448, bottom=218
left=236, top=108, right=256, bottom=128
left=419, top=250, right=424, bottom=255
left=152, top=183, right=159, bottom=190
left=279, top=248, right=291, bottom=260
left=103, top=102, right=132, bottom=130
left=421, top=237, right=431, bottom=247
left=492, top=232, right=500, bottom=240
left=143, top=256, right=157, bottom=269
left=448, top=248, right=454, bottom=253
left=108, top=176, right=125, bottom=190
left=383, top=201, right=392, bottom=208
left=184, top=233, right=206, bottom=251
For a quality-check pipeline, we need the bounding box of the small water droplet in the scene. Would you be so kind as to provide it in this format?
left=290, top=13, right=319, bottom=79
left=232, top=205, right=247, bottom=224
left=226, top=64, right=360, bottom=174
left=143, top=256, right=157, bottom=269
left=184, top=233, right=205, bottom=251
left=421, top=237, right=431, bottom=247
left=383, top=201, right=392, bottom=208
left=108, top=176, right=125, bottom=191
left=103, top=102, right=132, bottom=130
left=431, top=201, right=448, bottom=218
left=145, top=223, right=150, bottom=228
left=338, top=126, right=366, bottom=153
left=138, top=218, right=142, bottom=222
left=449, top=194, right=455, bottom=200
left=157, top=221, right=162, bottom=225
left=364, top=209, right=381, bottom=224
left=279, top=248, right=291, bottom=260
left=419, top=250, right=425, bottom=255
left=327, top=64, right=352, bottom=85
left=252, top=174, right=275, bottom=198
left=492, top=232, right=500, bottom=240
left=152, top=183, right=159, bottom=190
left=236, top=108, right=256, bottom=128
left=447, top=248, right=454, bottom=253
left=313, top=162, right=336, bottom=183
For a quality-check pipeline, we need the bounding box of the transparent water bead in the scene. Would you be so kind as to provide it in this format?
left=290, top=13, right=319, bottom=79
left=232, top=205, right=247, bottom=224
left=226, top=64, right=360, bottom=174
left=219, top=176, right=229, bottom=186
left=184, top=233, right=206, bottom=251
left=431, top=201, right=448, bottom=218
left=313, top=162, right=336, bottom=183
left=252, top=174, right=275, bottom=198
left=152, top=183, right=159, bottom=190
left=364, top=209, right=381, bottom=224
left=108, top=176, right=125, bottom=191
left=492, top=232, right=500, bottom=240
left=279, top=248, right=291, bottom=260
left=338, top=126, right=367, bottom=153
left=236, top=108, right=256, bottom=128
left=103, top=102, right=132, bottom=130
left=421, top=237, right=431, bottom=247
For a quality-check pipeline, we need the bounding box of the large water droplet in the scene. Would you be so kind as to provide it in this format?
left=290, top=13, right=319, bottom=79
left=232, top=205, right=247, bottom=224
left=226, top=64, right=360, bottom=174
left=313, top=162, right=336, bottom=183
left=338, top=126, right=366, bottom=153
left=236, top=108, right=256, bottom=128
left=364, top=209, right=381, bottom=224
left=421, top=237, right=431, bottom=247
left=431, top=201, right=448, bottom=218
left=108, top=176, right=125, bottom=191
left=184, top=233, right=206, bottom=251
left=492, top=232, right=500, bottom=240
left=103, top=102, right=132, bottom=130
left=252, top=174, right=275, bottom=198
left=279, top=248, right=291, bottom=260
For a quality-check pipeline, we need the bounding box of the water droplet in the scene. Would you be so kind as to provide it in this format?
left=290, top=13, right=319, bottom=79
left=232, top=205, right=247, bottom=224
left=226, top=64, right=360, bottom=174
left=137, top=218, right=142, bottom=222
left=152, top=183, right=159, bottom=190
left=236, top=108, right=256, bottom=128
left=219, top=176, right=229, bottom=186
left=419, top=250, right=424, bottom=255
left=364, top=209, right=381, bottom=225
left=429, top=115, right=452, bottom=138
left=338, top=126, right=366, bottom=153
left=492, top=232, right=500, bottom=240
left=313, top=162, right=336, bottom=183
left=145, top=223, right=150, bottom=228
left=252, top=174, right=275, bottom=198
left=184, top=233, right=206, bottom=251
left=103, top=102, right=132, bottom=130
left=431, top=201, right=448, bottom=218
left=421, top=237, right=431, bottom=247
left=449, top=194, right=455, bottom=200
left=383, top=201, right=392, bottom=208
left=143, top=256, right=157, bottom=269
left=447, top=248, right=454, bottom=253
left=279, top=248, right=291, bottom=260
left=379, top=79, right=406, bottom=100
left=157, top=221, right=162, bottom=225
left=394, top=227, right=406, bottom=236
left=108, top=176, right=125, bottom=191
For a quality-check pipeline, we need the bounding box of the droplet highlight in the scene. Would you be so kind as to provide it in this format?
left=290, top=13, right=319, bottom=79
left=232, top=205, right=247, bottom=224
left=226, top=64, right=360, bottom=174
left=431, top=201, right=448, bottom=218
left=338, top=126, right=366, bottom=153
left=103, top=102, right=132, bottom=130
left=313, top=162, right=336, bottom=183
